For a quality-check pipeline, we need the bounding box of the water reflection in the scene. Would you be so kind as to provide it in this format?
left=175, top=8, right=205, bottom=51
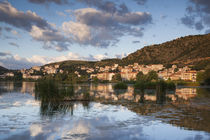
left=0, top=82, right=35, bottom=95
left=0, top=82, right=210, bottom=140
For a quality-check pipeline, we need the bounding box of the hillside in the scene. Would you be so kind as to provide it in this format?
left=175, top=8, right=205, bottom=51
left=47, top=33, right=210, bottom=70
left=122, top=33, right=210, bottom=69
left=0, top=66, right=8, bottom=74
left=45, top=58, right=122, bottom=71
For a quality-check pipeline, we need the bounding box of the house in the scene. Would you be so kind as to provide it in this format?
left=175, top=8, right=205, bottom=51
left=121, top=72, right=138, bottom=81
left=22, top=74, right=42, bottom=80
left=97, top=72, right=115, bottom=81
left=168, top=72, right=182, bottom=80
left=121, top=67, right=133, bottom=73
left=5, top=72, right=14, bottom=77
left=54, top=64, right=60, bottom=69
left=181, top=70, right=197, bottom=82
left=32, top=66, right=41, bottom=71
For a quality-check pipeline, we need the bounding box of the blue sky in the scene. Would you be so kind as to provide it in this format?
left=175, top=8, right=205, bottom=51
left=0, top=0, right=209, bottom=69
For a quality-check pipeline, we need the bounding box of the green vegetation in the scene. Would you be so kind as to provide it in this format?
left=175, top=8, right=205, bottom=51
left=176, top=80, right=200, bottom=86
left=92, top=76, right=100, bottom=83
left=113, top=82, right=128, bottom=90
left=0, top=71, right=23, bottom=81
left=135, top=70, right=175, bottom=90
left=83, top=92, right=91, bottom=100
left=112, top=73, right=122, bottom=82
left=196, top=66, right=210, bottom=85
left=41, top=72, right=88, bottom=84
left=122, top=34, right=210, bottom=68
left=42, top=34, right=210, bottom=75
left=136, top=71, right=158, bottom=82
left=0, top=66, right=8, bottom=75
left=35, top=80, right=74, bottom=101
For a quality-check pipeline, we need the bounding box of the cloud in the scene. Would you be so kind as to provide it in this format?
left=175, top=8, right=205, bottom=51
left=28, top=0, right=68, bottom=5
left=205, top=29, right=210, bottom=34
left=160, top=15, right=167, bottom=19
left=62, top=21, right=91, bottom=43
left=30, top=25, right=70, bottom=51
left=89, top=54, right=109, bottom=60
left=0, top=52, right=11, bottom=57
left=1, top=1, right=152, bottom=50
left=133, top=0, right=147, bottom=5
left=132, top=40, right=140, bottom=44
left=56, top=11, right=66, bottom=17
left=0, top=2, right=71, bottom=51
left=181, top=15, right=195, bottom=28
left=181, top=0, right=210, bottom=31
left=0, top=54, right=42, bottom=69
left=0, top=52, right=112, bottom=69
left=9, top=42, right=20, bottom=48
left=195, top=21, right=204, bottom=30
left=74, top=8, right=152, bottom=26
left=62, top=8, right=151, bottom=48
left=76, top=0, right=131, bottom=14
left=0, top=2, right=49, bottom=31
left=115, top=52, right=127, bottom=59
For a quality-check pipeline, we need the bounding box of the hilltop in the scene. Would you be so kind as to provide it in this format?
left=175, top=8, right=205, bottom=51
left=122, top=33, right=210, bottom=69
left=0, top=66, right=8, bottom=74
left=47, top=33, right=210, bottom=70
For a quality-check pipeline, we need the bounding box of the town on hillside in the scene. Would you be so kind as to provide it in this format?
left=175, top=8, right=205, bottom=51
left=0, top=63, right=198, bottom=82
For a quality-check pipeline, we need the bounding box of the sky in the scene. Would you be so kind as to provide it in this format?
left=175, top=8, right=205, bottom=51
left=0, top=0, right=210, bottom=69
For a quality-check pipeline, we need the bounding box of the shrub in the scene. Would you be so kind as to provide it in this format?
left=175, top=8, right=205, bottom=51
left=113, top=82, right=128, bottom=90
left=166, top=81, right=176, bottom=90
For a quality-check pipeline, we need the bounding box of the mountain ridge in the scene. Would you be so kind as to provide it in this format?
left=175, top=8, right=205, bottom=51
left=52, top=33, right=210, bottom=70
left=121, top=33, right=210, bottom=69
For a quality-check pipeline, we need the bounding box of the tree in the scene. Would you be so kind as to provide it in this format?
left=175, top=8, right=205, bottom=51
left=136, top=71, right=145, bottom=81
left=196, top=71, right=205, bottom=84
left=196, top=66, right=210, bottom=85
left=93, top=76, right=99, bottom=83
left=67, top=73, right=78, bottom=84
left=112, top=73, right=122, bottom=82
left=204, top=68, right=210, bottom=85
left=146, top=70, right=158, bottom=81
left=55, top=73, right=66, bottom=81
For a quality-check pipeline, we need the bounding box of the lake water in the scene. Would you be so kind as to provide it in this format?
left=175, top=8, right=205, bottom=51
left=0, top=82, right=210, bottom=140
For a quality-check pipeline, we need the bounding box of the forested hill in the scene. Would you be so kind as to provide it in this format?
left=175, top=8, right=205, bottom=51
left=0, top=66, right=8, bottom=74
left=46, top=33, right=210, bottom=70
left=122, top=33, right=210, bottom=68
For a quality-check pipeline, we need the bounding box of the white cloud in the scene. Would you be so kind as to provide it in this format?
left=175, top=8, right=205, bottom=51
left=62, top=21, right=91, bottom=43
left=56, top=11, right=66, bottom=17
left=92, top=54, right=108, bottom=60
left=115, top=52, right=127, bottom=59
left=61, top=7, right=151, bottom=47
left=0, top=52, right=112, bottom=69
left=30, top=25, right=70, bottom=51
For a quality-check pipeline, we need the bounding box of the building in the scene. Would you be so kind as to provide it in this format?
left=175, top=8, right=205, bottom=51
left=121, top=72, right=138, bottom=81
left=121, top=67, right=133, bottom=73
left=5, top=72, right=14, bottom=77
left=168, top=72, right=182, bottom=80
left=54, top=64, right=59, bottom=69
left=181, top=70, right=197, bottom=82
left=32, top=66, right=41, bottom=71
left=97, top=72, right=115, bottom=81
left=22, top=74, right=42, bottom=80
